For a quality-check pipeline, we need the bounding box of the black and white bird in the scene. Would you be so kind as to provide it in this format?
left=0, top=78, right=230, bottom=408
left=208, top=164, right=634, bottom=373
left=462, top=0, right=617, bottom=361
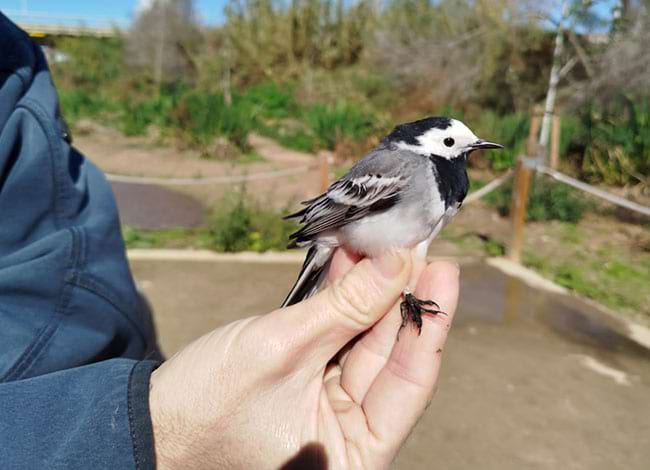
left=282, top=116, right=502, bottom=333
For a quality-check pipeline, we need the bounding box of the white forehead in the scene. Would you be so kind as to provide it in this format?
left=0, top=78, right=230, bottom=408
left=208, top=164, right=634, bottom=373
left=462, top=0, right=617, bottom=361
left=445, top=119, right=478, bottom=140
left=396, top=119, right=479, bottom=159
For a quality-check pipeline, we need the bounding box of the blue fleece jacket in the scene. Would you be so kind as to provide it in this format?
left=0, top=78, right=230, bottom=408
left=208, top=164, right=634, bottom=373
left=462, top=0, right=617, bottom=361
left=0, top=13, right=160, bottom=469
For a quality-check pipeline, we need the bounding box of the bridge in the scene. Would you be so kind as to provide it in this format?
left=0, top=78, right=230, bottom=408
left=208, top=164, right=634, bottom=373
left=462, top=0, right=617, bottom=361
left=2, top=9, right=126, bottom=37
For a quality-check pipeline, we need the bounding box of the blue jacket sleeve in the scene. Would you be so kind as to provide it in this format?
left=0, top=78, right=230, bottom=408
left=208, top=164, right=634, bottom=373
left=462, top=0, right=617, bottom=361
left=0, top=13, right=160, bottom=469
left=0, top=360, right=158, bottom=469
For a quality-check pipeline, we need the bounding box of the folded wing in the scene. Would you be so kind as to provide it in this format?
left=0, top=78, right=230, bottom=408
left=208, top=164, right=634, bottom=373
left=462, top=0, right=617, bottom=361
left=285, top=173, right=406, bottom=248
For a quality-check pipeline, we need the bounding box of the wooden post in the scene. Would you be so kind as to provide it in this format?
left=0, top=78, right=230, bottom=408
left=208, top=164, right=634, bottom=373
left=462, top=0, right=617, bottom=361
left=318, top=153, right=329, bottom=192
left=508, top=159, right=534, bottom=263
left=550, top=114, right=561, bottom=169
left=527, top=109, right=542, bottom=156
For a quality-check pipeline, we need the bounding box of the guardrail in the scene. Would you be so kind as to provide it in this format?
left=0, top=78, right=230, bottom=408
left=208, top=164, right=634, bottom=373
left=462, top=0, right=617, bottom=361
left=3, top=9, right=125, bottom=37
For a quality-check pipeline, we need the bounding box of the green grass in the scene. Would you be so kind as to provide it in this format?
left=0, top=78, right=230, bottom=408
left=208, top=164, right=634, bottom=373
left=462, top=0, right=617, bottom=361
left=521, top=223, right=650, bottom=323
left=439, top=230, right=507, bottom=258
left=530, top=256, right=649, bottom=321
left=234, top=152, right=266, bottom=164
left=443, top=219, right=650, bottom=324
left=122, top=226, right=207, bottom=249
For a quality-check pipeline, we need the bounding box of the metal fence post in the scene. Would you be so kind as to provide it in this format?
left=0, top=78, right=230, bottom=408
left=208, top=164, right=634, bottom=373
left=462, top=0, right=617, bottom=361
left=508, top=158, right=535, bottom=263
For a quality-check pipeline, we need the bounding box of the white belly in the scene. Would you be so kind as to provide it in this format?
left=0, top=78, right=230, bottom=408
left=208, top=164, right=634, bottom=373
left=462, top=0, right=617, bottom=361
left=337, top=204, right=435, bottom=257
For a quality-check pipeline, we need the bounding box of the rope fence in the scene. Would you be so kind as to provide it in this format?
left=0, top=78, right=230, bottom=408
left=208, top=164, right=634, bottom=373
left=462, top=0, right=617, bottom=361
left=455, top=147, right=650, bottom=264
left=106, top=163, right=319, bottom=186
left=506, top=157, right=650, bottom=262
left=465, top=107, right=650, bottom=263
left=464, top=169, right=513, bottom=205
left=104, top=122, right=648, bottom=266
left=537, top=165, right=650, bottom=217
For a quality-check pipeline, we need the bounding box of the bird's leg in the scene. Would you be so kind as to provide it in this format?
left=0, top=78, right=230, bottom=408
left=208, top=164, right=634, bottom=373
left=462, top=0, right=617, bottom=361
left=398, top=288, right=446, bottom=339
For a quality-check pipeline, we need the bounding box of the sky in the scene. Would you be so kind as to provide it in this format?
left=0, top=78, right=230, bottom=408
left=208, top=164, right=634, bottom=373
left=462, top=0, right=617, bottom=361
left=0, top=0, right=228, bottom=26
left=0, top=0, right=618, bottom=29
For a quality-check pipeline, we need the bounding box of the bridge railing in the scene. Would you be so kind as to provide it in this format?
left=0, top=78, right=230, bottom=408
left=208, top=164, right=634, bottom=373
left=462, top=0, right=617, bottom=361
left=3, top=9, right=126, bottom=36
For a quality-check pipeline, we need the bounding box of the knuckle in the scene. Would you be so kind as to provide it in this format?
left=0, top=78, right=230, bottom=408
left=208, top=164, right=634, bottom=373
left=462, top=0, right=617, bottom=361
left=328, top=277, right=375, bottom=327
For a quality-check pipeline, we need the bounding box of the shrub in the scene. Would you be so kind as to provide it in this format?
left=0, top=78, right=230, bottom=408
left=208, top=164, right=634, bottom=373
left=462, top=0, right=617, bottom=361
left=50, top=37, right=123, bottom=90
left=243, top=82, right=299, bottom=119
left=254, top=92, right=379, bottom=152
left=207, top=191, right=297, bottom=252
left=303, top=101, right=377, bottom=149
left=57, top=90, right=118, bottom=125
left=570, top=96, right=650, bottom=185
left=169, top=91, right=253, bottom=150
left=119, top=93, right=176, bottom=136
left=485, top=177, right=590, bottom=223
left=271, top=126, right=318, bottom=153
left=475, top=111, right=529, bottom=170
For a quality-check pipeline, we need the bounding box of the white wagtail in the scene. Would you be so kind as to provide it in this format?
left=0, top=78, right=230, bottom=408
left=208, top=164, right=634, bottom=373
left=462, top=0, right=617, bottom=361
left=282, top=116, right=502, bottom=334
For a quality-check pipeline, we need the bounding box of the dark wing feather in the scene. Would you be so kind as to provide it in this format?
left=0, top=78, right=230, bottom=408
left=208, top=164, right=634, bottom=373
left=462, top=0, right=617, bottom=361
left=286, top=173, right=406, bottom=247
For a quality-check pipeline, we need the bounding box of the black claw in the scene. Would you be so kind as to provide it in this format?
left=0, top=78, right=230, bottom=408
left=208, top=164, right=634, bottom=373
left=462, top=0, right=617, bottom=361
left=397, top=292, right=446, bottom=339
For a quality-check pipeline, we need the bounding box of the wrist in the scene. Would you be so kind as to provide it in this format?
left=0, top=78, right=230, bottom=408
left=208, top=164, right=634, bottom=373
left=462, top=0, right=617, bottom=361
left=149, top=368, right=188, bottom=470
left=126, top=360, right=161, bottom=469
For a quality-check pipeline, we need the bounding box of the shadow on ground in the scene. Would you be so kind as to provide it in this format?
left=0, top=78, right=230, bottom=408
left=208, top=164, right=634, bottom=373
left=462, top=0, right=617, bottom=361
left=130, top=258, right=650, bottom=470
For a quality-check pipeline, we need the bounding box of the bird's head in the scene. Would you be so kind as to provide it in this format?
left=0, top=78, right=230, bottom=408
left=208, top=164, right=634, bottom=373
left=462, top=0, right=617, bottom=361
left=384, top=116, right=503, bottom=160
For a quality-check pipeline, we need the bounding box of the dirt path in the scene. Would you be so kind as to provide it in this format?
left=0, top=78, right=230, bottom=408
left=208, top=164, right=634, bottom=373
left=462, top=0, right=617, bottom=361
left=76, top=131, right=321, bottom=178
left=74, top=124, right=324, bottom=195
left=72, top=124, right=331, bottom=227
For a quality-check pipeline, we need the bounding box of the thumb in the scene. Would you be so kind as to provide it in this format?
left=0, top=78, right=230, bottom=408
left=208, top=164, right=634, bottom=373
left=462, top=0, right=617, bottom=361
left=298, top=249, right=412, bottom=361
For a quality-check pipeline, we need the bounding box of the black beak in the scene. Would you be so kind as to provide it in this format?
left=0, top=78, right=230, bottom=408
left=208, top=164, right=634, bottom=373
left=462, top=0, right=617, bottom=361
left=470, top=139, right=503, bottom=150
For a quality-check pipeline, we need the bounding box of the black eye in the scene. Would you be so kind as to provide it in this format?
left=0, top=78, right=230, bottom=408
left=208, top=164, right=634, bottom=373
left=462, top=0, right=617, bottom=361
left=444, top=137, right=455, bottom=147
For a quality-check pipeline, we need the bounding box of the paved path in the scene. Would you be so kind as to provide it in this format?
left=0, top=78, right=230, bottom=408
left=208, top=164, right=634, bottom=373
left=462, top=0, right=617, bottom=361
left=129, top=256, right=650, bottom=470
left=110, top=181, right=205, bottom=228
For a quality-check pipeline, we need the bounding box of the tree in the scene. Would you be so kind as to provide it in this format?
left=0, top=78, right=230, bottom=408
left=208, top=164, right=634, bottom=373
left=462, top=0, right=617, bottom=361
left=591, top=2, right=650, bottom=97
left=126, top=0, right=202, bottom=86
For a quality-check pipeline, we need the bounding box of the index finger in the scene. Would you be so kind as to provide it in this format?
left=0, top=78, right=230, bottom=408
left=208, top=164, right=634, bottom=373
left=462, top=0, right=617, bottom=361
left=361, top=261, right=460, bottom=449
left=327, top=247, right=362, bottom=283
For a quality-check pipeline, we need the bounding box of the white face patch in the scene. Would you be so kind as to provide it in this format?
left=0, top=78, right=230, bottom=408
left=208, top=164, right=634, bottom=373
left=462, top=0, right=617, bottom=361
left=395, top=119, right=479, bottom=159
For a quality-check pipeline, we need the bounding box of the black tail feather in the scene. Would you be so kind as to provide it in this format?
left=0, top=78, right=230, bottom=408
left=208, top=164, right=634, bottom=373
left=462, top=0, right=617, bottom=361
left=281, top=246, right=333, bottom=307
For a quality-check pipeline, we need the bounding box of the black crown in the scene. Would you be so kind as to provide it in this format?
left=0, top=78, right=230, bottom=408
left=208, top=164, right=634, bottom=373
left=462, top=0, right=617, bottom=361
left=384, top=116, right=452, bottom=145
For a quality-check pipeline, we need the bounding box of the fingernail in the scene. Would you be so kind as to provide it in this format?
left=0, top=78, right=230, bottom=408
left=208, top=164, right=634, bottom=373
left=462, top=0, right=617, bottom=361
left=372, top=251, right=404, bottom=279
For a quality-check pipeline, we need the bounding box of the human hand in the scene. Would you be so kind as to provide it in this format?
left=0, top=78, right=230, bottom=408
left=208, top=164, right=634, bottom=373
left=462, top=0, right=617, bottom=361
left=149, top=249, right=460, bottom=469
